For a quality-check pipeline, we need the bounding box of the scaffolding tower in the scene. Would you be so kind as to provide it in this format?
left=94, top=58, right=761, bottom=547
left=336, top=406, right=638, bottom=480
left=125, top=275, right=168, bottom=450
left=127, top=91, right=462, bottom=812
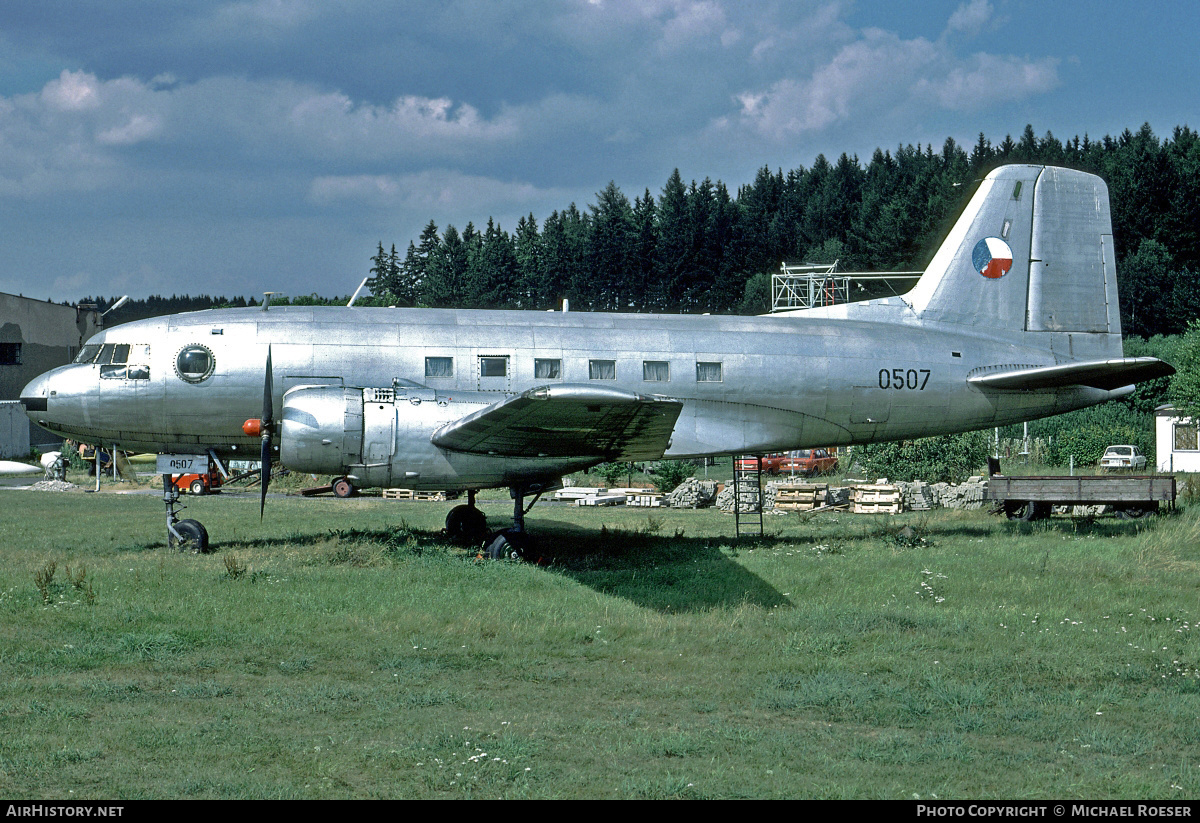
left=770, top=261, right=922, bottom=312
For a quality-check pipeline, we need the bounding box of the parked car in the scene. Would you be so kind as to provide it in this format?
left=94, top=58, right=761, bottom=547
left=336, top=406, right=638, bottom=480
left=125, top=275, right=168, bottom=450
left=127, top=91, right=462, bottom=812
left=1100, top=445, right=1146, bottom=472
left=781, top=448, right=839, bottom=477
left=734, top=453, right=789, bottom=474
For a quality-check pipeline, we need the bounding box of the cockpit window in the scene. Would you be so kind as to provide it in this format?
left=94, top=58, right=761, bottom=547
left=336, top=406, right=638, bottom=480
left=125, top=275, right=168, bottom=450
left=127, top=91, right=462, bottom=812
left=74, top=344, right=102, bottom=364
left=96, top=344, right=124, bottom=365
left=175, top=345, right=215, bottom=383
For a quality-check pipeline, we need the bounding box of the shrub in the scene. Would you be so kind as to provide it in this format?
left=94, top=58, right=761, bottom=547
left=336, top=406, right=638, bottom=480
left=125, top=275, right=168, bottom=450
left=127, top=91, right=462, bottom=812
left=852, top=431, right=991, bottom=483
left=649, top=460, right=698, bottom=492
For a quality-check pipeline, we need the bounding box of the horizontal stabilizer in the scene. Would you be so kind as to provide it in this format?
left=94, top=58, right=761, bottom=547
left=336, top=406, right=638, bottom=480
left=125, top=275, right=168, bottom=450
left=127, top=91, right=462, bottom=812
left=432, top=384, right=683, bottom=461
left=968, top=357, right=1175, bottom=392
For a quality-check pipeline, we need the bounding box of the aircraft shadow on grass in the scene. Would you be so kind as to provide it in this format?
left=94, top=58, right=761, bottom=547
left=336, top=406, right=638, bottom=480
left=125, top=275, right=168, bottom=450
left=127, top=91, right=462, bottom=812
left=126, top=516, right=790, bottom=613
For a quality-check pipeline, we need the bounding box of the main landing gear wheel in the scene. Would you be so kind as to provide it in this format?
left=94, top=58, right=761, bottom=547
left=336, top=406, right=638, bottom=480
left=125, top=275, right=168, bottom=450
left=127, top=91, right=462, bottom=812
left=170, top=518, right=210, bottom=554
left=332, top=477, right=357, bottom=498
left=485, top=529, right=534, bottom=561
left=445, top=505, right=489, bottom=546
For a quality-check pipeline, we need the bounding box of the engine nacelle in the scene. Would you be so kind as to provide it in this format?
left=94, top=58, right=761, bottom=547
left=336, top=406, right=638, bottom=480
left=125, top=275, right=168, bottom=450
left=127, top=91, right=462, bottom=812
left=280, top=384, right=597, bottom=491
left=281, top=386, right=394, bottom=486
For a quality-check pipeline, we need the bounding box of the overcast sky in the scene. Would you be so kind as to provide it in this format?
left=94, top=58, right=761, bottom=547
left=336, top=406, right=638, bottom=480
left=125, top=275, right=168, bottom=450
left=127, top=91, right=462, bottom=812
left=0, top=0, right=1196, bottom=302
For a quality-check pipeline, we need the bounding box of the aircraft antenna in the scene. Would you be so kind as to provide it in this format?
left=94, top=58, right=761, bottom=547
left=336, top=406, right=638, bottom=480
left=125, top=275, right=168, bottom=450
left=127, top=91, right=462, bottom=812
left=347, top=277, right=369, bottom=307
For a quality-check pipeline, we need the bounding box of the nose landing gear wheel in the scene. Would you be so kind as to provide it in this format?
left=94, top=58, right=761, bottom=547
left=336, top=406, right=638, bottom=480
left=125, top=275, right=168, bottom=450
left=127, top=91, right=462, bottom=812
left=170, top=518, right=210, bottom=553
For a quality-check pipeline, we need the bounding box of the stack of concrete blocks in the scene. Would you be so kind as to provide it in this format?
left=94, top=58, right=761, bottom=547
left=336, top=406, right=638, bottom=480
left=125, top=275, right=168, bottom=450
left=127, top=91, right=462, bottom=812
left=665, top=477, right=718, bottom=509
left=932, top=477, right=989, bottom=510
left=716, top=478, right=763, bottom=513
left=896, top=481, right=938, bottom=511
left=827, top=486, right=853, bottom=507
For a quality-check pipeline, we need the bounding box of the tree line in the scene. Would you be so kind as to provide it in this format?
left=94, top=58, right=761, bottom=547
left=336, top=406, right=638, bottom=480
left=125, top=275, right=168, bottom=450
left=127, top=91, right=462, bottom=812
left=366, top=122, right=1200, bottom=338
left=85, top=122, right=1198, bottom=340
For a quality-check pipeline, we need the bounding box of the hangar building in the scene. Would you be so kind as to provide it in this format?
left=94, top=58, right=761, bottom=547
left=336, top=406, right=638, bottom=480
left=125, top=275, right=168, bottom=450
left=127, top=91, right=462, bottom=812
left=0, top=292, right=102, bottom=456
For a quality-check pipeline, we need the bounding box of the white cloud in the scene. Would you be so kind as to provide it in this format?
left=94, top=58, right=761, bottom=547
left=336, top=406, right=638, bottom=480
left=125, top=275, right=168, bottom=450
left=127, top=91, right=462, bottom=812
left=40, top=70, right=103, bottom=111
left=725, top=9, right=1059, bottom=141
left=308, top=169, right=565, bottom=218
left=919, top=53, right=1060, bottom=110
left=945, top=0, right=992, bottom=38
left=658, top=1, right=734, bottom=52
left=289, top=93, right=518, bottom=144
left=0, top=70, right=526, bottom=200
left=97, top=113, right=163, bottom=145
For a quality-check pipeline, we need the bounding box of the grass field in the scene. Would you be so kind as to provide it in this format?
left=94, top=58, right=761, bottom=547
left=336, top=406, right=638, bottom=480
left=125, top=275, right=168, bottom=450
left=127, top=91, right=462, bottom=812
left=1, top=483, right=1198, bottom=799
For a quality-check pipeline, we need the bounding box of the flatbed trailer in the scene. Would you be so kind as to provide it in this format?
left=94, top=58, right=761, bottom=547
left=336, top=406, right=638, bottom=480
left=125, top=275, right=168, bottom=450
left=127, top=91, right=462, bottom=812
left=985, top=474, right=1176, bottom=520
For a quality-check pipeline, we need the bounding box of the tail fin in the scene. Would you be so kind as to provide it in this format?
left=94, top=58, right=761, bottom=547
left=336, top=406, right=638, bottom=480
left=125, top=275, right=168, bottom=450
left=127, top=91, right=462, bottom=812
left=907, top=165, right=1121, bottom=358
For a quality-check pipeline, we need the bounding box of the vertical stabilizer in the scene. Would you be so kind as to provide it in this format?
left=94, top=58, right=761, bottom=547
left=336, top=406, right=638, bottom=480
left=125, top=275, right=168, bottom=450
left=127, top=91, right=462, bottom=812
left=907, top=165, right=1043, bottom=329
left=906, top=165, right=1120, bottom=352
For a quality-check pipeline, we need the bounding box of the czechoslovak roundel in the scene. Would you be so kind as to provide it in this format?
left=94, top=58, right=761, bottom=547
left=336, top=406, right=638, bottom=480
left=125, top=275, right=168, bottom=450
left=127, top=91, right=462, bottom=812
left=971, top=237, right=1013, bottom=279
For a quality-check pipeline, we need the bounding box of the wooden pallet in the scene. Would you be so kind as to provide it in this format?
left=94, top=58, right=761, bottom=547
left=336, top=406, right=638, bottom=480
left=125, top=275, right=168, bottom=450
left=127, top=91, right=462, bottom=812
left=554, top=487, right=607, bottom=500
left=853, top=484, right=902, bottom=514
left=382, top=488, right=447, bottom=501
left=575, top=493, right=627, bottom=506
left=774, top=483, right=827, bottom=511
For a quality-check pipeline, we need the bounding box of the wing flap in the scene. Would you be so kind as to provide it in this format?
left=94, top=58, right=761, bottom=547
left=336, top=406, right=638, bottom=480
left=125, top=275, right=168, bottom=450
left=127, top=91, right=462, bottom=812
left=968, top=357, right=1174, bottom=392
left=431, top=384, right=684, bottom=461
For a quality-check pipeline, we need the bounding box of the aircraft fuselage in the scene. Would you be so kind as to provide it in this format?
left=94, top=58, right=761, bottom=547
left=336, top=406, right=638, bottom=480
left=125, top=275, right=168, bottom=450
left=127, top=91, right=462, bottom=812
left=21, top=303, right=1118, bottom=490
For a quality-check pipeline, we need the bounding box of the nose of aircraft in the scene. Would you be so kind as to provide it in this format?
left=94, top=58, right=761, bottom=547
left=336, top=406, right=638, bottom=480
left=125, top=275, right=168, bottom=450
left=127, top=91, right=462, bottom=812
left=19, top=372, right=50, bottom=415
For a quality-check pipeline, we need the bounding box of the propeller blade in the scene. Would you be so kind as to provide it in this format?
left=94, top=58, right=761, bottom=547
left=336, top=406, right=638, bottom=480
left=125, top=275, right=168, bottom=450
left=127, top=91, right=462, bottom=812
left=262, top=346, right=274, bottom=429
left=259, top=434, right=271, bottom=520
left=259, top=347, right=273, bottom=520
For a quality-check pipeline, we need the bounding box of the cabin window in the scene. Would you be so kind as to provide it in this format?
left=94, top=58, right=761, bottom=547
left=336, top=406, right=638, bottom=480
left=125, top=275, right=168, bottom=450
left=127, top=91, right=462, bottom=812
left=479, top=356, right=508, bottom=378
left=425, top=357, right=453, bottom=378
left=0, top=343, right=20, bottom=366
left=589, top=359, right=616, bottom=380
left=696, top=361, right=722, bottom=382
left=175, top=345, right=215, bottom=383
left=643, top=360, right=669, bottom=382
left=1174, top=423, right=1198, bottom=451
left=534, top=358, right=561, bottom=379
left=74, top=344, right=101, bottom=364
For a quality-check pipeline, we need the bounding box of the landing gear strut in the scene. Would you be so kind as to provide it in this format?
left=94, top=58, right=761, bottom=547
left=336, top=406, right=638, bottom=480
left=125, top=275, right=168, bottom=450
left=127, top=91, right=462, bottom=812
left=163, top=474, right=210, bottom=553
left=482, top=484, right=543, bottom=561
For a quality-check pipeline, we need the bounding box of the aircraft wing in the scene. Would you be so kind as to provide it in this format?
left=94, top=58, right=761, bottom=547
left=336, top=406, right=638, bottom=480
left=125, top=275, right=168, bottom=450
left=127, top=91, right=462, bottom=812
left=431, top=384, right=684, bottom=461
left=968, top=357, right=1175, bottom=392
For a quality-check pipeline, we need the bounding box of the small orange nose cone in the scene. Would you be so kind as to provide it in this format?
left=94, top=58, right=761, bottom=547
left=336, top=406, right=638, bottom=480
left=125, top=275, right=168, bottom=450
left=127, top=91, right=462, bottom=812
left=242, top=418, right=263, bottom=437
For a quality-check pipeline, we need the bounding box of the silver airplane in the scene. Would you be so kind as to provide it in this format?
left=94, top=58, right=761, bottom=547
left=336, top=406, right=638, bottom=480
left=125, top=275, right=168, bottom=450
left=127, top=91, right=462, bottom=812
left=19, top=164, right=1174, bottom=554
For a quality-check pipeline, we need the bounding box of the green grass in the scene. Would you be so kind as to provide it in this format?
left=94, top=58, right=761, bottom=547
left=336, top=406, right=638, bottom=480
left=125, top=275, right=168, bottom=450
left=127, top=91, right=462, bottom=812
left=1, top=487, right=1198, bottom=798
